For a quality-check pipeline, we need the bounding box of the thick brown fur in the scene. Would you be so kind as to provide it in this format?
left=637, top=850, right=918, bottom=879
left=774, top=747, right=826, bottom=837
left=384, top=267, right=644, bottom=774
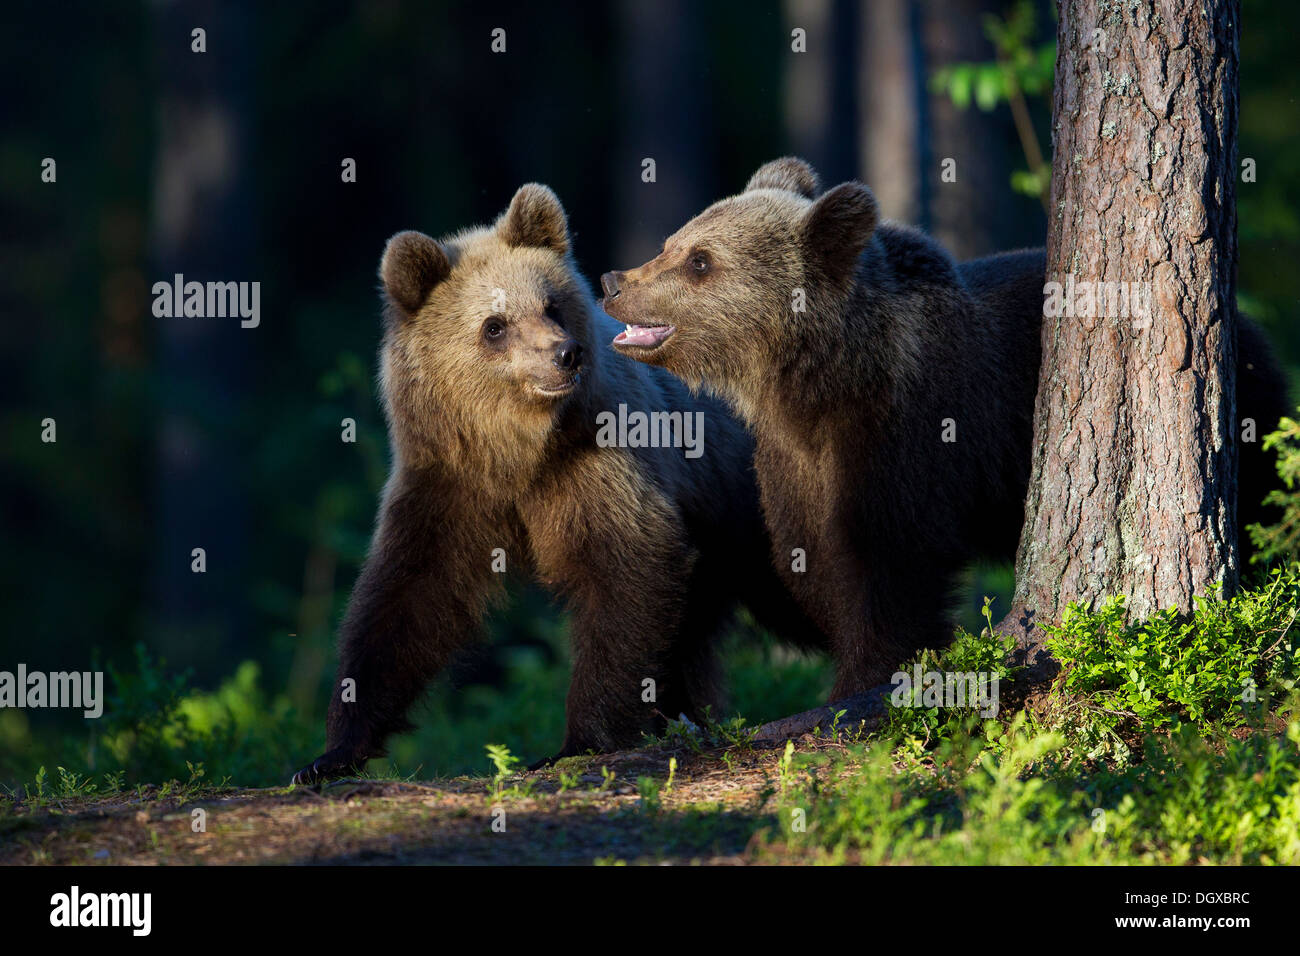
left=603, top=157, right=1290, bottom=697
left=294, top=184, right=823, bottom=784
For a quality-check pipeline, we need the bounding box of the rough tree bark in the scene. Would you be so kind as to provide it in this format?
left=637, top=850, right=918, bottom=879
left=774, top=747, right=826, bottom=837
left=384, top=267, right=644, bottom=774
left=1004, top=0, right=1241, bottom=645
left=762, top=0, right=1243, bottom=739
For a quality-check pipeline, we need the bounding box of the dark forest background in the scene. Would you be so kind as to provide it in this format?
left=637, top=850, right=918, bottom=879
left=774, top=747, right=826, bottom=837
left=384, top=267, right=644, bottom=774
left=2, top=0, right=1296, bottom=785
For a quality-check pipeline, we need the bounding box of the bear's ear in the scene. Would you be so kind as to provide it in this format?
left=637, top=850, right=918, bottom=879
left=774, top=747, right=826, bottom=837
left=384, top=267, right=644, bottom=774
left=497, top=183, right=569, bottom=254
left=380, top=231, right=451, bottom=318
left=745, top=157, right=820, bottom=199
left=800, top=182, right=878, bottom=282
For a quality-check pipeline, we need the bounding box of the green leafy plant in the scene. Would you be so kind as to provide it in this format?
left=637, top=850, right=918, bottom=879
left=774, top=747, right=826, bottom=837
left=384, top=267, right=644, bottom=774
left=881, top=602, right=1019, bottom=750
left=485, top=743, right=521, bottom=799
left=1249, top=412, right=1300, bottom=563
left=777, top=740, right=797, bottom=794
left=649, top=706, right=759, bottom=754
left=636, top=776, right=662, bottom=814
left=930, top=0, right=1054, bottom=204
left=1042, top=565, right=1300, bottom=757
left=772, top=713, right=1300, bottom=864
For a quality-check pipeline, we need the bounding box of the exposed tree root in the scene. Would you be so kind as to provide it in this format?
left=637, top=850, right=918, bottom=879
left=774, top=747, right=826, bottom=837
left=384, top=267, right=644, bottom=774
left=753, top=612, right=1061, bottom=743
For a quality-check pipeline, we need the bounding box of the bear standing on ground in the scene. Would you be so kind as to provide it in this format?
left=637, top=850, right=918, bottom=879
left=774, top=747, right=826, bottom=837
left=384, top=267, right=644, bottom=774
left=602, top=157, right=1289, bottom=697
left=294, top=184, right=822, bottom=784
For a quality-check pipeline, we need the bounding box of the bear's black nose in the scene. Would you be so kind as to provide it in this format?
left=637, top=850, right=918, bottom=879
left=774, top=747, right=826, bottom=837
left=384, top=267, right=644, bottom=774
left=600, top=272, right=621, bottom=300
left=554, top=339, right=583, bottom=371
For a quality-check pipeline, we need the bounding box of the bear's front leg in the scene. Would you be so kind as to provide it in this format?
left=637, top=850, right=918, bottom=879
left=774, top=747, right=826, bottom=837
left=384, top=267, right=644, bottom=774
left=520, top=451, right=695, bottom=766
left=559, top=602, right=682, bottom=760
left=825, top=560, right=961, bottom=700
left=293, top=472, right=504, bottom=786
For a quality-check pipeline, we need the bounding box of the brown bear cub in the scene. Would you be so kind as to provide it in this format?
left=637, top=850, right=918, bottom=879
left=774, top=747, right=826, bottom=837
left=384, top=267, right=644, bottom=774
left=603, top=157, right=1289, bottom=698
left=294, top=184, right=822, bottom=785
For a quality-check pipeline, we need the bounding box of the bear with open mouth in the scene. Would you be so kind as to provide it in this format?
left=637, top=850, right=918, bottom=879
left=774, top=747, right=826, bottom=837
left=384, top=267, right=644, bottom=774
left=293, top=183, right=824, bottom=785
left=603, top=157, right=1289, bottom=695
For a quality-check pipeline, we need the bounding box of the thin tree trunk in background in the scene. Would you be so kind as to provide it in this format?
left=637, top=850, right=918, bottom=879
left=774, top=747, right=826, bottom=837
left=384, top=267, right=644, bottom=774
left=613, top=0, right=712, bottom=265
left=856, top=0, right=1044, bottom=255
left=1006, top=0, right=1240, bottom=641
left=857, top=0, right=925, bottom=226
left=150, top=1, right=253, bottom=680
left=783, top=0, right=859, bottom=185
left=920, top=0, right=1037, bottom=257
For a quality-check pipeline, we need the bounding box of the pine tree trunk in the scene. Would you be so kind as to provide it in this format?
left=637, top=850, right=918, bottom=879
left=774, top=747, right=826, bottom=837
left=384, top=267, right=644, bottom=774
left=1005, top=0, right=1241, bottom=642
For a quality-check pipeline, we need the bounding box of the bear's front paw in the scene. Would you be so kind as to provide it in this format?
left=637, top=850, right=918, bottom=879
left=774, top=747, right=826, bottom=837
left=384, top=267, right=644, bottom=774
left=291, top=747, right=365, bottom=787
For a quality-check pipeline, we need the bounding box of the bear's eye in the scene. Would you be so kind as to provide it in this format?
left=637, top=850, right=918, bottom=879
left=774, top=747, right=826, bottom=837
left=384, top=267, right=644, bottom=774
left=543, top=300, right=563, bottom=326
left=690, top=252, right=711, bottom=275
left=482, top=317, right=506, bottom=341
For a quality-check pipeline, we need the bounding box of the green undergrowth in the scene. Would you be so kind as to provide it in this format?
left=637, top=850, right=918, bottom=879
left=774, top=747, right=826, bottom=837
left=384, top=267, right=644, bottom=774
left=757, top=565, right=1300, bottom=864
left=1040, top=565, right=1300, bottom=761
left=764, top=712, right=1300, bottom=864
left=6, top=556, right=1300, bottom=863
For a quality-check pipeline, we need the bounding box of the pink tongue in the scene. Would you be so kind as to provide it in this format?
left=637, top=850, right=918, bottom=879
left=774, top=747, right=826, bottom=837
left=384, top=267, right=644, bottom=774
left=616, top=325, right=673, bottom=347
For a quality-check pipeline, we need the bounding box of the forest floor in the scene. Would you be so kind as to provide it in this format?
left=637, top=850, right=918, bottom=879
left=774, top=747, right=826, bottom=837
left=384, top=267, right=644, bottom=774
left=0, top=739, right=824, bottom=865
left=8, top=586, right=1300, bottom=866
left=7, top=709, right=1300, bottom=865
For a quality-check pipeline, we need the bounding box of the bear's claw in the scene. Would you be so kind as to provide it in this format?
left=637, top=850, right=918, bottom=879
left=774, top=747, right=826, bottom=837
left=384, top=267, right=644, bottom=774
left=291, top=748, right=364, bottom=787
